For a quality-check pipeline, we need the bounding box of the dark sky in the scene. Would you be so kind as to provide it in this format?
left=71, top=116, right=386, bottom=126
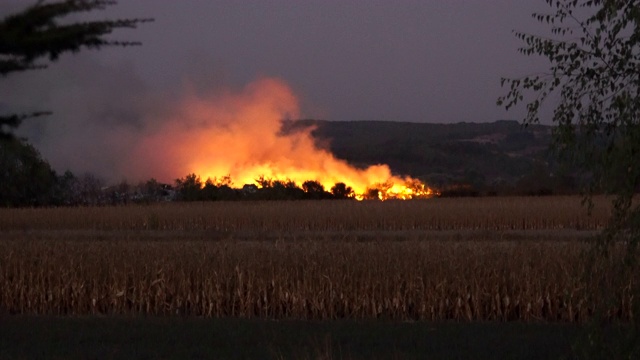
left=0, top=1, right=554, bottom=179
left=99, top=0, right=549, bottom=122
left=2, top=1, right=551, bottom=122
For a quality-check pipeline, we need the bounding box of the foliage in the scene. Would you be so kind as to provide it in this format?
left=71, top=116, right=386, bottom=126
left=174, top=173, right=203, bottom=201
left=330, top=182, right=355, bottom=199
left=301, top=180, right=332, bottom=199
left=0, top=137, right=57, bottom=206
left=0, top=0, right=151, bottom=137
left=499, top=0, right=640, bottom=246
left=174, top=174, right=357, bottom=201
left=499, top=1, right=640, bottom=357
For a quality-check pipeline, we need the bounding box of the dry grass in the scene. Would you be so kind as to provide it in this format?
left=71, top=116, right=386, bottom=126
left=0, top=197, right=632, bottom=321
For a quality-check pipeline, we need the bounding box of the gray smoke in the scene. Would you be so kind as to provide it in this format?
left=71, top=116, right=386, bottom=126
left=1, top=54, right=156, bottom=181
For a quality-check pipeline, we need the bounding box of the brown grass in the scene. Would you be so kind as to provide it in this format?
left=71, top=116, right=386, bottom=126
left=0, top=197, right=632, bottom=321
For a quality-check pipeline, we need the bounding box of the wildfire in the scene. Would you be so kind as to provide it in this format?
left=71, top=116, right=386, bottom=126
left=127, top=78, right=437, bottom=200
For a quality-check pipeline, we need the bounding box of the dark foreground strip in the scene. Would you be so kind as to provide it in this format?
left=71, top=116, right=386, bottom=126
left=0, top=316, right=582, bottom=359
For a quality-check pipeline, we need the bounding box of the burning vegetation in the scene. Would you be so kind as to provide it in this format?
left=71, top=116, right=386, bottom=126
left=127, top=78, right=437, bottom=200
left=173, top=173, right=435, bottom=201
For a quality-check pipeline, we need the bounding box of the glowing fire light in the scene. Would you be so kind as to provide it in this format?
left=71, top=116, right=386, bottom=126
left=127, top=78, right=437, bottom=200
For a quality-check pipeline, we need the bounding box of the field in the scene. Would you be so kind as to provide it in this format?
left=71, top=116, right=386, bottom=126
left=0, top=197, right=634, bottom=358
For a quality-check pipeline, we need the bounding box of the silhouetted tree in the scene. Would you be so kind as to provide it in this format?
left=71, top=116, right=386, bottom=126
left=73, top=173, right=104, bottom=205
left=280, top=180, right=303, bottom=199
left=302, top=180, right=330, bottom=199
left=51, top=170, right=78, bottom=205
left=364, top=188, right=381, bottom=200
left=175, top=173, right=202, bottom=201
left=0, top=137, right=57, bottom=206
left=330, top=182, right=354, bottom=199
left=139, top=178, right=162, bottom=202
left=216, top=184, right=238, bottom=200
left=104, top=179, right=131, bottom=204
left=255, top=176, right=273, bottom=189
left=201, top=178, right=218, bottom=201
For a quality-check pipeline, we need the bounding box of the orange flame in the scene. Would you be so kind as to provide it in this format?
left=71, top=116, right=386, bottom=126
left=127, top=78, right=437, bottom=200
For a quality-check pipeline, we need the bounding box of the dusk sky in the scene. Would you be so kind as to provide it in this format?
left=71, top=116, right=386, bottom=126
left=0, top=1, right=555, bottom=180
left=103, top=0, right=550, bottom=122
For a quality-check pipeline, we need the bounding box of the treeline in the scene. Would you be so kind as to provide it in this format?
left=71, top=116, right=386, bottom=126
left=435, top=162, right=580, bottom=198
left=174, top=174, right=356, bottom=201
left=1, top=136, right=584, bottom=208
left=0, top=138, right=174, bottom=207
left=0, top=137, right=359, bottom=207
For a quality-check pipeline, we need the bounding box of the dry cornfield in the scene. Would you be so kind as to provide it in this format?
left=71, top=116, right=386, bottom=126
left=0, top=197, right=634, bottom=322
left=0, top=196, right=612, bottom=232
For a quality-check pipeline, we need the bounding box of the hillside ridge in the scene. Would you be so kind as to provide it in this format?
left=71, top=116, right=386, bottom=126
left=284, top=119, right=555, bottom=190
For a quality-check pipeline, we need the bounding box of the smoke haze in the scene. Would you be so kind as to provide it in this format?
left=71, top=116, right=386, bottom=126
left=0, top=55, right=154, bottom=181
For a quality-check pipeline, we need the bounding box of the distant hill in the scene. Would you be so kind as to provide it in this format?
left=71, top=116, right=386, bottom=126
left=284, top=120, right=556, bottom=190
